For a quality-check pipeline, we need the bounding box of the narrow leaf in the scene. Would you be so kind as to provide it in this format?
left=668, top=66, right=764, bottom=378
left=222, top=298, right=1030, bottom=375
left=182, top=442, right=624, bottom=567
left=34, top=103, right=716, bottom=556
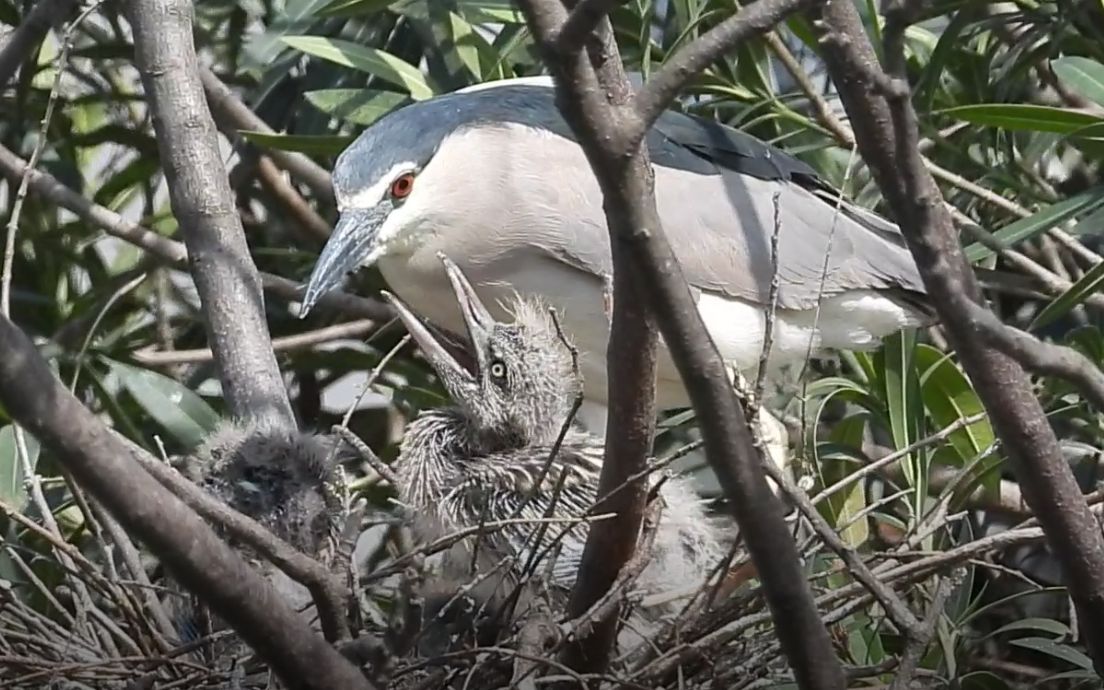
left=282, top=36, right=436, bottom=99
left=108, top=361, right=220, bottom=448
left=1009, top=637, right=1094, bottom=670
left=964, top=188, right=1104, bottom=263
left=943, top=104, right=1103, bottom=134
left=1031, top=258, right=1104, bottom=330
left=1052, top=56, right=1104, bottom=108
left=304, top=88, right=408, bottom=125
left=0, top=426, right=38, bottom=510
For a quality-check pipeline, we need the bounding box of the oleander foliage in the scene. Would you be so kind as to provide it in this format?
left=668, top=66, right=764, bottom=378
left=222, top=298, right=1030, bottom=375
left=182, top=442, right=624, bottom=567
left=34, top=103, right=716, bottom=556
left=2, top=0, right=1104, bottom=687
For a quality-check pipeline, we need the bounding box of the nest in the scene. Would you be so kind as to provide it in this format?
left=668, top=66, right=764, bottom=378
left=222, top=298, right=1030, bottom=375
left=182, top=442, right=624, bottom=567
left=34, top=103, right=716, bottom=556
left=1, top=422, right=1086, bottom=689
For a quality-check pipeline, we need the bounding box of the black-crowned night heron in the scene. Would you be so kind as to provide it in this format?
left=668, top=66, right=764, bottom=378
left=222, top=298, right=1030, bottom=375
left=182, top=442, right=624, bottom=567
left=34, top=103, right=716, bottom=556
left=169, top=422, right=343, bottom=662
left=385, top=255, right=723, bottom=647
left=299, top=78, right=930, bottom=432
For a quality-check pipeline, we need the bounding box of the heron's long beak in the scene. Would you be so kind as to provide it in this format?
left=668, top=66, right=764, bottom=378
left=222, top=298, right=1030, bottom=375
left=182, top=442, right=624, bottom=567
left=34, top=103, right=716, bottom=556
left=381, top=291, right=472, bottom=389
left=439, top=255, right=495, bottom=377
left=299, top=206, right=390, bottom=318
left=381, top=257, right=497, bottom=393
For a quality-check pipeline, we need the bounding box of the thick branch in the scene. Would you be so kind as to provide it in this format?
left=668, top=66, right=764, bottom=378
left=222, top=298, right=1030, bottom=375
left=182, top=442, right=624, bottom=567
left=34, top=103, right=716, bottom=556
left=126, top=0, right=293, bottom=429
left=0, top=0, right=78, bottom=88
left=962, top=301, right=1104, bottom=412
left=518, top=1, right=844, bottom=687
left=522, top=2, right=660, bottom=673
left=813, top=0, right=1104, bottom=674
left=200, top=67, right=336, bottom=205
left=0, top=315, right=372, bottom=690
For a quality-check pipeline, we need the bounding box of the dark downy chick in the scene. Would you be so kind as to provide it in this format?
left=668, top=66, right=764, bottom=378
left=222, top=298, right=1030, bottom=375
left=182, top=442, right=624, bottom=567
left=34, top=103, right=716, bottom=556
left=168, top=421, right=345, bottom=667
left=386, top=255, right=724, bottom=652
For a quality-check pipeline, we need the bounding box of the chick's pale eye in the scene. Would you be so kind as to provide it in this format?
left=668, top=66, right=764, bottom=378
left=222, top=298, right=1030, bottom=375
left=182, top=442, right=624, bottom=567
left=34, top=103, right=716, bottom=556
left=489, top=361, right=506, bottom=380
left=390, top=173, right=415, bottom=199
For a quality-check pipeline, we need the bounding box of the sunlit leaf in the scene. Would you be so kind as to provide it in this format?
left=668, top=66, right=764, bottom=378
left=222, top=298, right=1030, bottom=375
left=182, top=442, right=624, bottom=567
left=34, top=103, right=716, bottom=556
left=1031, top=257, right=1104, bottom=331
left=304, top=88, right=409, bottom=125
left=1052, top=56, right=1104, bottom=108
left=964, top=188, right=1104, bottom=263
left=942, top=104, right=1103, bottom=134
left=282, top=36, right=437, bottom=99
left=915, top=345, right=994, bottom=466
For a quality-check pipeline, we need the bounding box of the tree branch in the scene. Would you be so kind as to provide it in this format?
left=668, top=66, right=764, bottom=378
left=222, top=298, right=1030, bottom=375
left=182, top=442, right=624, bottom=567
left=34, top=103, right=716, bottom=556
left=812, top=0, right=1104, bottom=674
left=0, top=315, right=373, bottom=690
left=125, top=0, right=296, bottom=430
left=554, top=0, right=622, bottom=55
left=0, top=0, right=78, bottom=88
left=521, top=2, right=660, bottom=674
left=517, top=1, right=845, bottom=687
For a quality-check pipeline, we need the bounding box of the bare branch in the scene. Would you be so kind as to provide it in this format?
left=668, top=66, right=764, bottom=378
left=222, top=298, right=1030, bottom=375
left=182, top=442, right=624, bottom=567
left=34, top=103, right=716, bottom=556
left=812, top=0, right=1104, bottom=673
left=0, top=315, right=373, bottom=690
left=518, top=1, right=844, bottom=687
left=633, top=0, right=819, bottom=136
left=0, top=0, right=78, bottom=88
left=125, top=0, right=294, bottom=430
left=961, top=301, right=1104, bottom=412
left=887, top=572, right=959, bottom=690
left=761, top=460, right=924, bottom=639
left=133, top=319, right=377, bottom=366
left=255, top=156, right=332, bottom=243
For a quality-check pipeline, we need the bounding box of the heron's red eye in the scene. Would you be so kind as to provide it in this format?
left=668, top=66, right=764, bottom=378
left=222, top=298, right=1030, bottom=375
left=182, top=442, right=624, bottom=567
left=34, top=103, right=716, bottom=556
left=390, top=173, right=415, bottom=199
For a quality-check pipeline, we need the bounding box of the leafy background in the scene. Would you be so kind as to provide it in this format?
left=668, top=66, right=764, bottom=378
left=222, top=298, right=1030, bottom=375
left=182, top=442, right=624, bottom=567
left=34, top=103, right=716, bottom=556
left=3, top=0, right=1104, bottom=686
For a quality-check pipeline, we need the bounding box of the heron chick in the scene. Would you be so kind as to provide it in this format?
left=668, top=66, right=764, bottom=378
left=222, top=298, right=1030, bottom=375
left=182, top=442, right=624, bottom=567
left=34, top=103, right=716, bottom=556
left=386, top=255, right=724, bottom=650
left=168, top=421, right=346, bottom=666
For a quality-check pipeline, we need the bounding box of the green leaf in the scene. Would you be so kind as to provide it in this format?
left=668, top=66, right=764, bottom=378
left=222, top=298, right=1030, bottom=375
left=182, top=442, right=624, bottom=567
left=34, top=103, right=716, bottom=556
left=1009, top=637, right=1095, bottom=670
left=456, top=0, right=526, bottom=23
left=875, top=331, right=925, bottom=496
left=0, top=426, right=38, bottom=510
left=942, top=104, right=1103, bottom=134
left=282, top=36, right=436, bottom=100
left=964, top=188, right=1104, bottom=263
left=304, top=89, right=408, bottom=125
left=107, top=361, right=220, bottom=448
left=238, top=131, right=353, bottom=155
left=1052, top=56, right=1104, bottom=108
left=1031, top=257, right=1104, bottom=330
left=988, top=617, right=1070, bottom=639
left=820, top=417, right=870, bottom=547
left=915, top=345, right=994, bottom=467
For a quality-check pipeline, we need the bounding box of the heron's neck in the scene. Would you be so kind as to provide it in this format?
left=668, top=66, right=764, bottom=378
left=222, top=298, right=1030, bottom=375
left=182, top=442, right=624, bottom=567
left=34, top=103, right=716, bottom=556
left=395, top=409, right=470, bottom=510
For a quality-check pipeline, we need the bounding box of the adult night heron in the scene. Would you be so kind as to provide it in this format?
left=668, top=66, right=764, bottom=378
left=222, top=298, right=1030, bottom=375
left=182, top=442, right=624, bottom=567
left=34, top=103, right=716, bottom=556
left=300, top=78, right=929, bottom=429
left=386, top=256, right=723, bottom=645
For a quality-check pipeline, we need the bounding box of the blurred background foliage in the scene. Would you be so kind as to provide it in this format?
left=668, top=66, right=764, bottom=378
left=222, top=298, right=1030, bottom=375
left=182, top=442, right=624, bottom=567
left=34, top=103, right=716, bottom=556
left=3, top=0, right=1104, bottom=686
